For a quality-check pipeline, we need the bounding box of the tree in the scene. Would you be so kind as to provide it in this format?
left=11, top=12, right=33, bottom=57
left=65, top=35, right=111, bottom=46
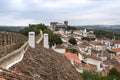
left=49, top=34, right=63, bottom=47
left=19, top=23, right=62, bottom=47
left=66, top=48, right=78, bottom=55
left=19, top=23, right=47, bottom=36
left=108, top=68, right=120, bottom=80
left=81, top=37, right=95, bottom=41
left=82, top=70, right=101, bottom=80
left=68, top=37, right=77, bottom=45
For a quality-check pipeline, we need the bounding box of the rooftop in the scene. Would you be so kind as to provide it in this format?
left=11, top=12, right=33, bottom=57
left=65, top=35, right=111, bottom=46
left=112, top=48, right=120, bottom=53
left=64, top=52, right=81, bottom=63
left=10, top=44, right=82, bottom=80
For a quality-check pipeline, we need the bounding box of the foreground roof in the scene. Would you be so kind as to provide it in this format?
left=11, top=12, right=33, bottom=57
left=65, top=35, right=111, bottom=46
left=10, top=44, right=83, bottom=80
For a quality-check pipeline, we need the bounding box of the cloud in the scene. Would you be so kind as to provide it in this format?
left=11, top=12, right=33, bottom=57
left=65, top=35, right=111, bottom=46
left=0, top=15, right=37, bottom=26
left=0, top=0, right=120, bottom=26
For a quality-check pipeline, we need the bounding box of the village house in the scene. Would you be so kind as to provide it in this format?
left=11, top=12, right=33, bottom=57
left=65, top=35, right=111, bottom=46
left=113, top=55, right=120, bottom=63
left=112, top=48, right=120, bottom=55
left=78, top=41, right=92, bottom=55
left=90, top=42, right=106, bottom=51
left=64, top=52, right=81, bottom=65
left=114, top=40, right=120, bottom=48
left=81, top=54, right=103, bottom=72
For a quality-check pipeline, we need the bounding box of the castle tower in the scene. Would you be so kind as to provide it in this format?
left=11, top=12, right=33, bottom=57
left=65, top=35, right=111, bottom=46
left=43, top=34, right=49, bottom=48
left=29, top=32, right=35, bottom=48
left=64, top=21, right=68, bottom=29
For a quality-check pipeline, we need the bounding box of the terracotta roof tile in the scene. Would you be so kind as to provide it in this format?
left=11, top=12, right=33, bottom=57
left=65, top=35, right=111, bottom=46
left=114, top=40, right=120, bottom=44
left=64, top=52, right=81, bottom=63
left=97, top=37, right=110, bottom=41
left=113, top=55, right=120, bottom=60
left=82, top=53, right=102, bottom=61
left=91, top=42, right=105, bottom=46
left=112, top=48, right=120, bottom=53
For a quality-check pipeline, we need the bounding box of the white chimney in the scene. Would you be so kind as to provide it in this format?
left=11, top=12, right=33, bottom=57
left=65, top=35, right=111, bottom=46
left=43, top=34, right=49, bottom=48
left=29, top=32, right=35, bottom=48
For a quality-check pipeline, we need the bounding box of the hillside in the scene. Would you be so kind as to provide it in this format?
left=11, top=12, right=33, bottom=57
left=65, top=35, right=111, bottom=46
left=9, top=43, right=82, bottom=80
left=0, top=26, right=25, bottom=32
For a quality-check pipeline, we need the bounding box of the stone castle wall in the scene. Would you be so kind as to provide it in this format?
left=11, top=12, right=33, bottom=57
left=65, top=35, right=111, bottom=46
left=0, top=32, right=28, bottom=58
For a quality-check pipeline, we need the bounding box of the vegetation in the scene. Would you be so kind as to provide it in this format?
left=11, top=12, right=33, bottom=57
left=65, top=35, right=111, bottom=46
left=68, top=37, right=77, bottom=45
left=94, top=29, right=120, bottom=39
left=49, top=34, right=63, bottom=47
left=19, top=23, right=62, bottom=47
left=67, top=26, right=77, bottom=30
left=81, top=68, right=120, bottom=80
left=108, top=68, right=120, bottom=80
left=0, top=26, right=25, bottom=32
left=19, top=23, right=47, bottom=36
left=66, top=48, right=78, bottom=55
left=81, top=37, right=96, bottom=41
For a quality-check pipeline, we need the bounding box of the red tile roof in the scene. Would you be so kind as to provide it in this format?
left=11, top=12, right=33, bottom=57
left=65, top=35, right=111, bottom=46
left=81, top=53, right=102, bottom=61
left=64, top=52, right=81, bottom=63
left=91, top=42, right=105, bottom=46
left=112, top=48, right=120, bottom=53
left=97, top=37, right=110, bottom=41
left=113, top=55, right=120, bottom=60
left=114, top=40, right=120, bottom=44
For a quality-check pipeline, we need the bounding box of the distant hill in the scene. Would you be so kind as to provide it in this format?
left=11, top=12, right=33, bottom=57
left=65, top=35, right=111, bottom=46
left=0, top=26, right=26, bottom=32
left=77, top=25, right=120, bottom=34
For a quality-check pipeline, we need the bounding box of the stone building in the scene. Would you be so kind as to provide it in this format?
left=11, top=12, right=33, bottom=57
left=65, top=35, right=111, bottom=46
left=50, top=21, right=68, bottom=31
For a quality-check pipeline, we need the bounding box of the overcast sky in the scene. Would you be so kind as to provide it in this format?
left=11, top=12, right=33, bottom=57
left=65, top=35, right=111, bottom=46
left=0, top=0, right=120, bottom=26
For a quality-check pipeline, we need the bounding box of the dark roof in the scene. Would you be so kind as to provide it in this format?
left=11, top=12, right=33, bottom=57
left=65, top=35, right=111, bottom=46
left=10, top=44, right=83, bottom=80
left=0, top=68, right=33, bottom=80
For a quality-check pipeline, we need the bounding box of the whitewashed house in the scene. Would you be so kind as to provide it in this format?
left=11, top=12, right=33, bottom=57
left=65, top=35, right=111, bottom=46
left=90, top=42, right=106, bottom=51
left=95, top=38, right=111, bottom=50
left=112, top=48, right=120, bottom=55
left=114, top=40, right=120, bottom=48
left=78, top=41, right=92, bottom=55
left=82, top=54, right=103, bottom=72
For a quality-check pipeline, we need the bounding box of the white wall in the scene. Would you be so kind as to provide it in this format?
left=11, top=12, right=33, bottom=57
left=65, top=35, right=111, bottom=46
left=86, top=58, right=103, bottom=71
left=53, top=49, right=65, bottom=54
left=114, top=44, right=120, bottom=48
left=95, top=46, right=105, bottom=51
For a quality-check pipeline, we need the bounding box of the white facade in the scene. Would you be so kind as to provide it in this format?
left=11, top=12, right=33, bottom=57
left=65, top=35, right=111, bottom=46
left=83, top=28, right=87, bottom=37
left=86, top=58, right=103, bottom=71
left=43, top=34, right=49, bottom=48
left=114, top=44, right=120, bottom=48
left=53, top=49, right=65, bottom=54
left=95, top=45, right=106, bottom=51
left=29, top=32, right=35, bottom=48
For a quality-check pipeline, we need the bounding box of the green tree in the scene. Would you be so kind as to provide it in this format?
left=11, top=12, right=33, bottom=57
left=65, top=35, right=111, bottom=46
left=66, top=48, right=78, bottom=55
left=81, top=37, right=95, bottom=41
left=82, top=70, right=101, bottom=80
left=49, top=34, right=62, bottom=47
left=19, top=23, right=47, bottom=36
left=68, top=37, right=77, bottom=45
left=19, top=23, right=62, bottom=47
left=108, top=68, right=120, bottom=80
left=43, top=29, right=53, bottom=35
